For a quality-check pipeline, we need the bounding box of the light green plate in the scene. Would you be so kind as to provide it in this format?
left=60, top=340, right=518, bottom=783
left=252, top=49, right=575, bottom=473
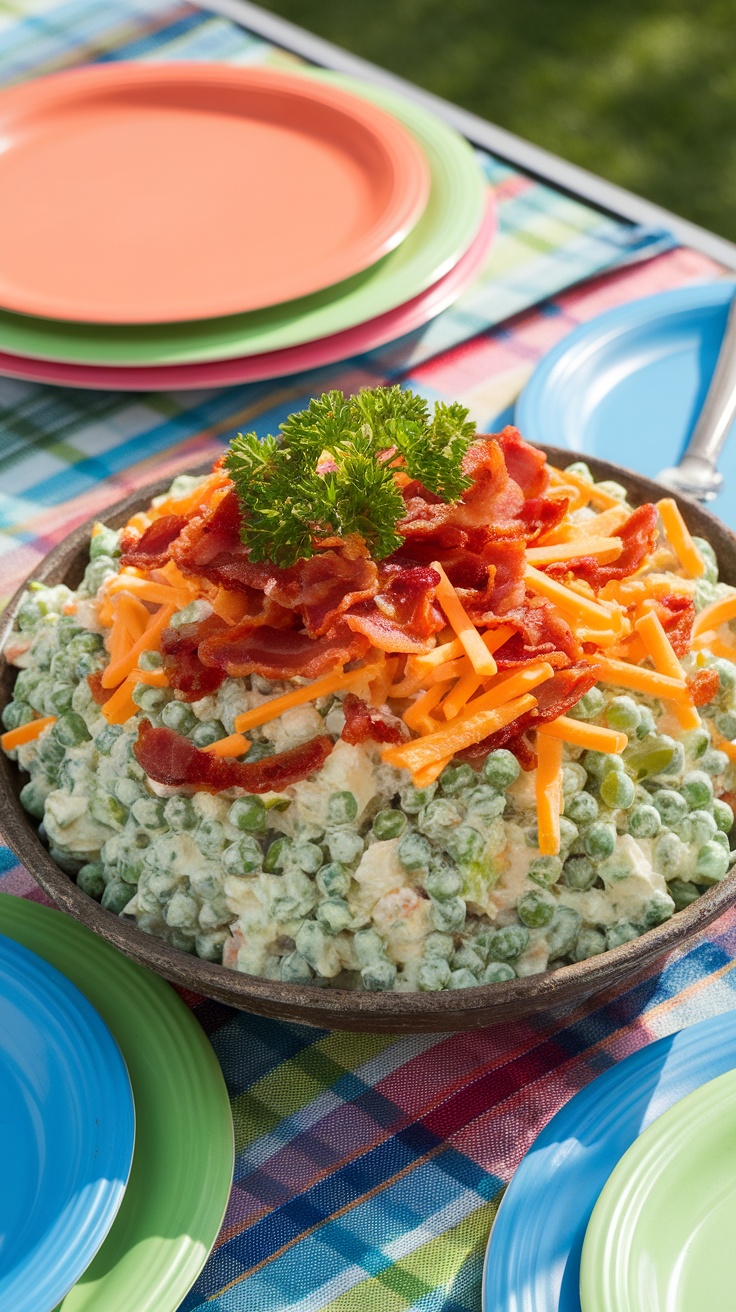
left=0, top=894, right=233, bottom=1312
left=580, top=1065, right=736, bottom=1312
left=0, top=73, right=484, bottom=366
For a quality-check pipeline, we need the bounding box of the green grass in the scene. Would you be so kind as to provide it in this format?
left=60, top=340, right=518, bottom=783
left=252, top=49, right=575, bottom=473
left=258, top=0, right=736, bottom=241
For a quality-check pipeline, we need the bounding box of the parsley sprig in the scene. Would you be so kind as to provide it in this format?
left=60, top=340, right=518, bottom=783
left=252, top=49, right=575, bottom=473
left=225, top=386, right=476, bottom=566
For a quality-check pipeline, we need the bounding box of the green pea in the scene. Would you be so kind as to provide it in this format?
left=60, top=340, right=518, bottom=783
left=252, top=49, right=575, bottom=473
left=67, top=631, right=103, bottom=659
left=425, top=860, right=462, bottom=900
left=89, top=525, right=121, bottom=559
left=517, top=889, right=555, bottom=928
left=711, top=658, right=736, bottom=696
left=399, top=782, right=437, bottom=813
left=528, top=855, right=562, bottom=888
left=653, top=789, right=689, bottom=826
left=701, top=749, right=730, bottom=777
left=135, top=648, right=162, bottom=672
left=50, top=651, right=75, bottom=683
left=244, top=741, right=275, bottom=763
left=53, top=712, right=91, bottom=747
left=161, top=700, right=198, bottom=735
left=482, top=961, right=516, bottom=984
left=431, top=896, right=466, bottom=933
left=624, top=736, right=678, bottom=780
left=716, top=710, right=736, bottom=741
left=228, top=795, right=267, bottom=833
left=372, top=808, right=407, bottom=840
left=480, top=748, right=520, bottom=791
left=316, top=862, right=350, bottom=899
left=605, top=921, right=639, bottom=950
left=684, top=726, right=710, bottom=760
left=440, top=763, right=477, bottom=796
left=418, top=798, right=463, bottom=842
left=96, top=723, right=124, bottom=756
left=600, top=770, right=636, bottom=809
left=293, top=841, right=324, bottom=874
left=583, top=750, right=625, bottom=780
left=546, top=906, right=581, bottom=959
left=163, top=795, right=197, bottom=831
left=603, top=695, right=641, bottom=733
left=418, top=959, right=451, bottom=991
left=584, top=822, right=616, bottom=859
left=564, top=791, right=598, bottom=825
left=90, top=793, right=127, bottom=829
left=680, top=770, right=714, bottom=811
left=711, top=830, right=731, bottom=855
left=361, top=960, right=397, bottom=991
left=12, top=668, right=42, bottom=702
left=558, top=817, right=579, bottom=851
left=191, top=719, right=226, bottom=748
left=562, top=855, right=597, bottom=890
left=639, top=890, right=676, bottom=928
left=677, top=810, right=717, bottom=846
left=669, top=879, right=702, bottom=911
left=446, top=824, right=485, bottom=866
left=19, top=779, right=46, bottom=819
left=83, top=555, right=117, bottom=594
left=264, top=837, right=291, bottom=872
left=696, top=840, right=730, bottom=884
left=397, top=831, right=432, bottom=872
left=570, top=687, right=606, bottom=721
left=128, top=796, right=164, bottom=830
left=101, top=880, right=132, bottom=914
left=49, top=685, right=76, bottom=715
left=113, top=777, right=145, bottom=808
left=654, top=831, right=683, bottom=876
left=1, top=700, right=34, bottom=731
left=452, top=945, right=484, bottom=975
left=195, top=819, right=228, bottom=857
left=572, top=928, right=607, bottom=961
left=326, top=829, right=364, bottom=866
left=327, top=790, right=358, bottom=825
left=566, top=460, right=593, bottom=482
left=628, top=804, right=661, bottom=838
left=635, top=706, right=657, bottom=739
left=596, top=479, right=628, bottom=501
left=713, top=798, right=734, bottom=833
left=424, top=931, right=455, bottom=960
left=77, top=862, right=105, bottom=899
left=465, top=785, right=505, bottom=820
left=449, top=968, right=479, bottom=989
left=562, top=763, right=588, bottom=796
left=222, top=836, right=263, bottom=874
left=485, top=923, right=524, bottom=965
left=280, top=951, right=313, bottom=984
left=316, top=898, right=352, bottom=935
left=132, top=683, right=170, bottom=714
left=693, top=537, right=718, bottom=584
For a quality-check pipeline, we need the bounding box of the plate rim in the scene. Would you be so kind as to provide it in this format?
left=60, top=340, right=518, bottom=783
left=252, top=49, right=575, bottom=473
left=0, top=929, right=135, bottom=1312
left=0, top=892, right=234, bottom=1312
left=0, top=60, right=430, bottom=324
left=0, top=70, right=485, bottom=364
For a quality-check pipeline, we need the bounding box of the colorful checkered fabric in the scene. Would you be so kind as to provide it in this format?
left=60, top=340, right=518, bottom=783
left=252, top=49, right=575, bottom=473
left=0, top=1, right=733, bottom=1309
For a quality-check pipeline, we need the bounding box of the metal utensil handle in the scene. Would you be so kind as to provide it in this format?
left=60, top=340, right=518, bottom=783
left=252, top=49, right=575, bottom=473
left=684, top=291, right=736, bottom=469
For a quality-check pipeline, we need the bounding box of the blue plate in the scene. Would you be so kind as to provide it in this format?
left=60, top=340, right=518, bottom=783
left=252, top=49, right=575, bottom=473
left=515, top=280, right=736, bottom=528
left=482, top=1010, right=736, bottom=1312
left=0, top=932, right=134, bottom=1312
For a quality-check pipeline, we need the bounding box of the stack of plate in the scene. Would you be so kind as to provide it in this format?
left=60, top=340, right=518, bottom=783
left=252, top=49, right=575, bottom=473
left=0, top=61, right=492, bottom=390
left=483, top=1009, right=736, bottom=1312
left=0, top=894, right=233, bottom=1312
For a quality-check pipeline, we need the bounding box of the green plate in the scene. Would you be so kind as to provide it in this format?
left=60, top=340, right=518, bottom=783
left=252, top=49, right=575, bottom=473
left=0, top=894, right=233, bottom=1312
left=580, top=1066, right=736, bottom=1312
left=0, top=73, right=484, bottom=367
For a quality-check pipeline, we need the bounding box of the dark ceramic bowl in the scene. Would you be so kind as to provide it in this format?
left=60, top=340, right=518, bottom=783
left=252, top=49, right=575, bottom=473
left=2, top=448, right=734, bottom=1032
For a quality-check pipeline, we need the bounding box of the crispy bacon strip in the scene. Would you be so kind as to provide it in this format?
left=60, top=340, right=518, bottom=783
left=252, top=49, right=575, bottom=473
left=495, top=426, right=550, bottom=499
left=653, top=593, right=696, bottom=658
left=198, top=621, right=369, bottom=680
left=119, top=514, right=188, bottom=570
left=544, top=504, right=658, bottom=589
left=160, top=615, right=229, bottom=700
left=687, top=667, right=719, bottom=707
left=341, top=693, right=408, bottom=745
left=480, top=600, right=581, bottom=670
left=134, top=720, right=334, bottom=793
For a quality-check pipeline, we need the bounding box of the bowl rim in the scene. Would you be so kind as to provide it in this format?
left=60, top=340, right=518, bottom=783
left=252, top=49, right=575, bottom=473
left=1, top=444, right=734, bottom=1027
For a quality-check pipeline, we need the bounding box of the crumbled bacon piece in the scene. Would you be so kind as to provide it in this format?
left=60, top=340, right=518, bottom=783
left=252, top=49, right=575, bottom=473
left=344, top=565, right=443, bottom=653
left=460, top=662, right=601, bottom=766
left=341, top=693, right=408, bottom=745
left=481, top=599, right=581, bottom=670
left=198, top=621, right=369, bottom=681
left=653, top=593, right=696, bottom=658
left=544, top=504, right=658, bottom=589
left=119, top=513, right=188, bottom=570
left=687, top=667, right=720, bottom=707
left=134, top=720, right=334, bottom=793
left=87, top=671, right=113, bottom=705
left=160, top=615, right=228, bottom=700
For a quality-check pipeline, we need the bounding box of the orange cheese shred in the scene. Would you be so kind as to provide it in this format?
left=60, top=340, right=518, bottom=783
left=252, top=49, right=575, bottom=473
left=201, top=733, right=251, bottom=758
left=403, top=681, right=454, bottom=734
left=535, top=731, right=563, bottom=856
left=129, top=667, right=169, bottom=688
left=595, top=655, right=689, bottom=704
left=656, top=498, right=706, bottom=578
left=692, top=591, right=736, bottom=639
left=1, top=716, right=56, bottom=751
left=525, top=536, right=624, bottom=566
left=382, top=693, right=538, bottom=773
left=539, top=717, right=627, bottom=753
left=101, top=603, right=176, bottom=690
left=412, top=754, right=454, bottom=789
left=635, top=610, right=699, bottom=730
left=524, top=565, right=620, bottom=627
left=101, top=677, right=138, bottom=725
left=233, top=663, right=382, bottom=733
left=431, top=562, right=498, bottom=677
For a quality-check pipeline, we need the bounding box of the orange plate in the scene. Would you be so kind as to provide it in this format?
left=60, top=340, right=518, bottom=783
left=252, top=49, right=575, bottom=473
left=0, top=63, right=430, bottom=324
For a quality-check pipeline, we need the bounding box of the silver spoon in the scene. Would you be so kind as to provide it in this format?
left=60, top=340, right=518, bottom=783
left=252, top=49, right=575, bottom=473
left=658, top=287, right=736, bottom=501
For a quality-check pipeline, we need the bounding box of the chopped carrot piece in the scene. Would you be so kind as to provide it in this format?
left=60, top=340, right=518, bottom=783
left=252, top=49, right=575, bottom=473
left=539, top=717, right=627, bottom=753
left=536, top=731, right=563, bottom=856
left=431, top=562, right=498, bottom=677
left=636, top=610, right=700, bottom=730
left=382, top=693, right=537, bottom=772
left=525, top=536, right=624, bottom=565
left=101, top=603, right=176, bottom=690
left=656, top=498, right=706, bottom=578
left=1, top=716, right=56, bottom=751
left=201, top=733, right=251, bottom=757
left=233, top=663, right=382, bottom=733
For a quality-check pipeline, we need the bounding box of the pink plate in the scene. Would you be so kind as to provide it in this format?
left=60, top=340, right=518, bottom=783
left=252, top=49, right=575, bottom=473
left=0, top=63, right=430, bottom=323
left=0, top=195, right=494, bottom=391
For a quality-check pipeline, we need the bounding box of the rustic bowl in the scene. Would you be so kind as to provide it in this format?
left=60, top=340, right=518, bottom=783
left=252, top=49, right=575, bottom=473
left=1, top=448, right=734, bottom=1032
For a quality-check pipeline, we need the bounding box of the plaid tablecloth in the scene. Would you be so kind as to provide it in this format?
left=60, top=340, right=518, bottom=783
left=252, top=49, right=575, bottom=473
left=1, top=2, right=734, bottom=1309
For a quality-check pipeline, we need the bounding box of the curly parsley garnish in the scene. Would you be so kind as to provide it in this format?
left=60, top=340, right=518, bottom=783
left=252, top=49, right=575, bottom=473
left=224, top=386, right=476, bottom=566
